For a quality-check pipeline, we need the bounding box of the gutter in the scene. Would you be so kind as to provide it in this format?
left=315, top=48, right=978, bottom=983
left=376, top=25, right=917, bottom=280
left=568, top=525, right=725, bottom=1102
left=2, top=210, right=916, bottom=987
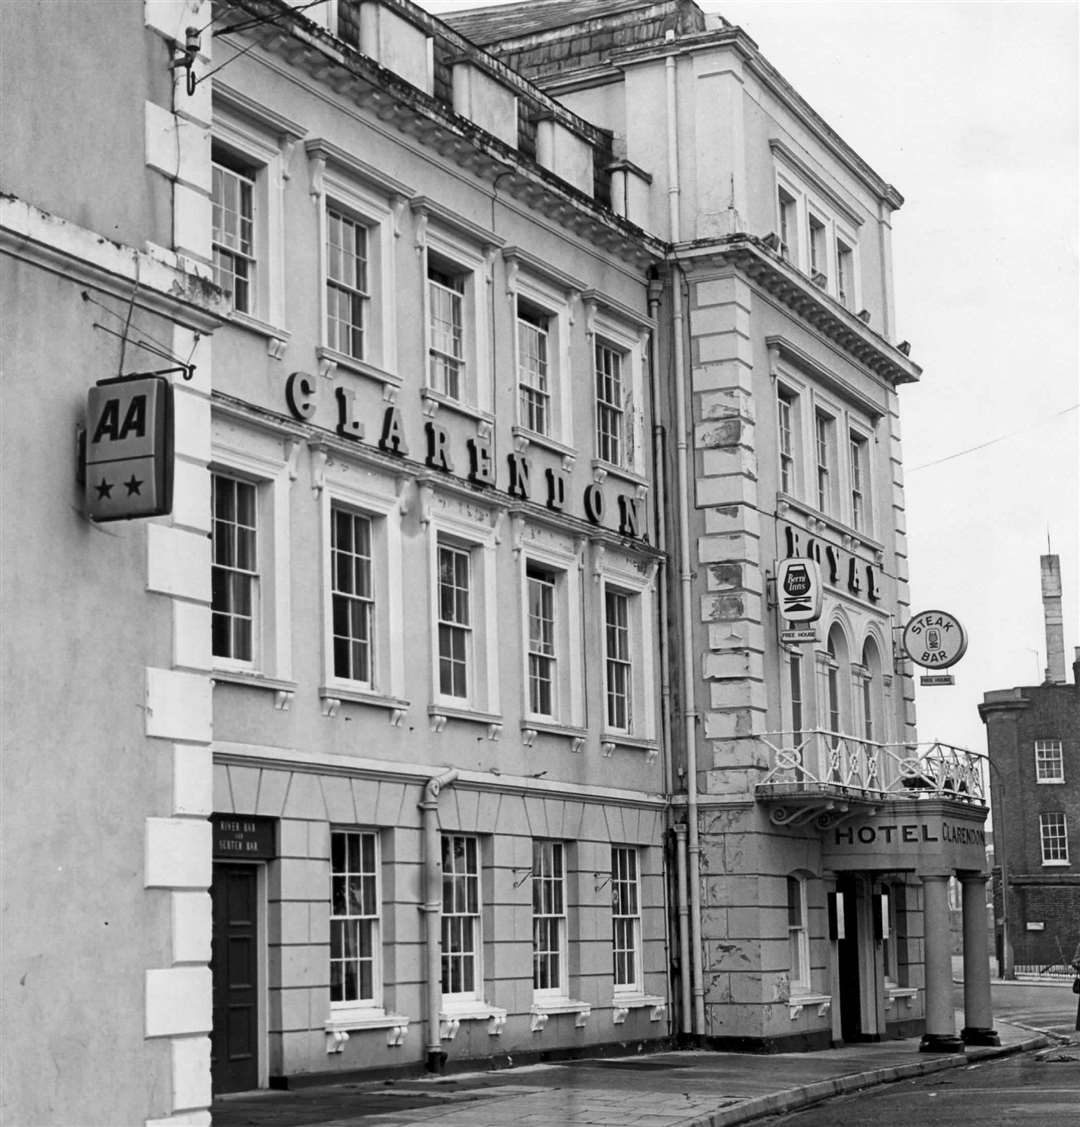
left=418, top=767, right=459, bottom=1072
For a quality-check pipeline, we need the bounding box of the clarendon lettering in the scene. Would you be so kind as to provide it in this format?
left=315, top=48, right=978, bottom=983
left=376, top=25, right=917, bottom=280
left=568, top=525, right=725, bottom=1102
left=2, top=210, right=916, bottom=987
left=285, top=372, right=645, bottom=540
left=784, top=524, right=880, bottom=602
left=941, top=822, right=985, bottom=846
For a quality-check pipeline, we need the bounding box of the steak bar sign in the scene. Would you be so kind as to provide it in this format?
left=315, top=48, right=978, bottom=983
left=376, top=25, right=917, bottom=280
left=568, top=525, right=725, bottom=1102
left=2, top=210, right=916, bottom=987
left=822, top=812, right=988, bottom=872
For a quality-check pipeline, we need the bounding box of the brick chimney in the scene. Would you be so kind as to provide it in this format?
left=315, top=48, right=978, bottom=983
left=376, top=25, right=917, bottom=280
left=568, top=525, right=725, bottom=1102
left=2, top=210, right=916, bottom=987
left=1041, top=554, right=1066, bottom=684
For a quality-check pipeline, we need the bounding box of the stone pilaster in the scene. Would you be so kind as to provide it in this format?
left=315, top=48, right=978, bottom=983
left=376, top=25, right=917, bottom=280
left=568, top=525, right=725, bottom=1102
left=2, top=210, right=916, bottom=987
left=687, top=272, right=768, bottom=797
left=143, top=4, right=215, bottom=1123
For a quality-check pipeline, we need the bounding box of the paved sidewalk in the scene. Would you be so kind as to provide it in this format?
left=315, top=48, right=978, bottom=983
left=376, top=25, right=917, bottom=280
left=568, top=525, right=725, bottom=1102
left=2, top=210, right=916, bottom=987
left=212, top=1017, right=1057, bottom=1127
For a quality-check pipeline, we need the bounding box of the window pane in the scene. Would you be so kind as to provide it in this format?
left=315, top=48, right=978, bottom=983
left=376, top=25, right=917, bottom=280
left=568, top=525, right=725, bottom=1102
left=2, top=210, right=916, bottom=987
left=211, top=475, right=257, bottom=662
left=330, top=831, right=379, bottom=1004
left=331, top=507, right=374, bottom=683
left=605, top=589, right=632, bottom=730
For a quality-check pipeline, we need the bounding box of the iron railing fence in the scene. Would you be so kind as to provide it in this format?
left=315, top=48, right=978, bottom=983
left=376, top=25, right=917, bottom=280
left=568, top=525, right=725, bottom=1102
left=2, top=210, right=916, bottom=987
left=753, top=729, right=987, bottom=804
left=1012, top=963, right=1074, bottom=980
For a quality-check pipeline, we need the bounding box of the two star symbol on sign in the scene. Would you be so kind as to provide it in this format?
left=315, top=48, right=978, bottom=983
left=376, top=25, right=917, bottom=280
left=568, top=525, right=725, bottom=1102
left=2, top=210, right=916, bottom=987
left=95, top=475, right=143, bottom=499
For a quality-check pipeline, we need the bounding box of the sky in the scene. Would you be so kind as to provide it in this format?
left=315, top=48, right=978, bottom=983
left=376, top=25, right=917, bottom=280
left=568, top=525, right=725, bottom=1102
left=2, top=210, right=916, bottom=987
left=419, top=0, right=1079, bottom=755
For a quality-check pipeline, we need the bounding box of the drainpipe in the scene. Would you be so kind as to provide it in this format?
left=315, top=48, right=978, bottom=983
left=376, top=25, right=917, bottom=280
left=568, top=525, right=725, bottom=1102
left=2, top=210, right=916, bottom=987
left=674, top=822, right=692, bottom=1033
left=649, top=277, right=681, bottom=1039
left=665, top=39, right=706, bottom=1038
left=647, top=276, right=673, bottom=798
left=419, top=768, right=459, bottom=1072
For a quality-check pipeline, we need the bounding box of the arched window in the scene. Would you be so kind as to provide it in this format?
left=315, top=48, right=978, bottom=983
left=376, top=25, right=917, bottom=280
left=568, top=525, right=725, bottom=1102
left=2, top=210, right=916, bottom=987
left=825, top=624, right=850, bottom=744
left=861, top=637, right=884, bottom=743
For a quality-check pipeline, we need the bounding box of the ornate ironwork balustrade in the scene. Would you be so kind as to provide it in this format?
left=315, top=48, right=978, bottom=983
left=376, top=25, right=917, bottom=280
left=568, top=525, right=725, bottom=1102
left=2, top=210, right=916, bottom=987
left=752, top=729, right=986, bottom=817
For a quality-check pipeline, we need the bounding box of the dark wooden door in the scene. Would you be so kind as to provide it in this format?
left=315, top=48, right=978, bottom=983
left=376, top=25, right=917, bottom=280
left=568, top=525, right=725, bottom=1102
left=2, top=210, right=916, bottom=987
left=211, top=864, right=259, bottom=1093
left=837, top=875, right=862, bottom=1042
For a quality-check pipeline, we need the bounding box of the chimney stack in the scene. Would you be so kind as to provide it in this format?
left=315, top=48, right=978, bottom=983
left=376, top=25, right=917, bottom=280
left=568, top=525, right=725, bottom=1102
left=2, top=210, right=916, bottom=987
left=1041, top=554, right=1066, bottom=684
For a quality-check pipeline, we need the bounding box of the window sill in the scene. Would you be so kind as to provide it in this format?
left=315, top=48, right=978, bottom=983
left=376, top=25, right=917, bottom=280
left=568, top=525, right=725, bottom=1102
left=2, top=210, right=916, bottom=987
left=420, top=387, right=494, bottom=429
left=591, top=459, right=648, bottom=496
left=1035, top=779, right=1065, bottom=785
left=212, top=670, right=298, bottom=712
left=1041, top=860, right=1071, bottom=867
left=324, top=1009, right=410, bottom=1051
left=229, top=310, right=291, bottom=358
left=884, top=987, right=917, bottom=1010
left=511, top=425, right=576, bottom=467
left=600, top=733, right=660, bottom=764
left=788, top=992, right=831, bottom=1020
left=320, top=685, right=409, bottom=724
left=439, top=1001, right=508, bottom=1039
left=521, top=720, right=588, bottom=753
left=316, top=346, right=402, bottom=395
left=611, top=993, right=666, bottom=1024
left=428, top=704, right=503, bottom=739
left=530, top=997, right=590, bottom=1031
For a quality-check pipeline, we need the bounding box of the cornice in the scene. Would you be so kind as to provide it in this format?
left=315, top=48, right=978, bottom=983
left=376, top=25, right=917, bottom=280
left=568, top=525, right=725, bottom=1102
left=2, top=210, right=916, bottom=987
left=213, top=740, right=668, bottom=809
left=209, top=393, right=662, bottom=558
left=769, top=139, right=864, bottom=228
left=766, top=335, right=885, bottom=419
left=304, top=136, right=416, bottom=198
left=608, top=27, right=904, bottom=210
left=978, top=695, right=1032, bottom=721
left=581, top=287, right=653, bottom=332
left=671, top=235, right=921, bottom=387
left=0, top=196, right=227, bottom=333
left=502, top=245, right=586, bottom=295
left=213, top=79, right=308, bottom=138
left=214, top=1, right=666, bottom=271
left=410, top=196, right=505, bottom=251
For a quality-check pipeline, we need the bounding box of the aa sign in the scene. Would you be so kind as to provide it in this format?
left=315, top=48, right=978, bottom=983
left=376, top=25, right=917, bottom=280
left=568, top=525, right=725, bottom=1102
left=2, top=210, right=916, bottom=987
left=776, top=558, right=822, bottom=622
left=85, top=376, right=173, bottom=521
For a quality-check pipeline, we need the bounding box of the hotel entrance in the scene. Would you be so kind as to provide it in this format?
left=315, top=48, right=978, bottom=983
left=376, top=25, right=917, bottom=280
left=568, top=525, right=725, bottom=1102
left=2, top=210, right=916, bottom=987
left=835, top=873, right=864, bottom=1042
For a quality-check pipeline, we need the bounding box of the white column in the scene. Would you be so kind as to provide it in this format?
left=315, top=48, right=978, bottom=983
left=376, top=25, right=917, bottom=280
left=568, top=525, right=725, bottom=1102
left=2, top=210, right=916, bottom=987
left=919, top=873, right=964, bottom=1052
left=961, top=873, right=999, bottom=1045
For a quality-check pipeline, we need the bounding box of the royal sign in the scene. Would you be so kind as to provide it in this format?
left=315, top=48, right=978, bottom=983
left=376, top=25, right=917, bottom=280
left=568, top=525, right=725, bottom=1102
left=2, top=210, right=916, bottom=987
left=85, top=376, right=173, bottom=521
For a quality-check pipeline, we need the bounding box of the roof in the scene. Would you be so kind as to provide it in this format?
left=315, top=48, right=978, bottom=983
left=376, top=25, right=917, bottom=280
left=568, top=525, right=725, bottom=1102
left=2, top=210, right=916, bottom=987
left=441, top=0, right=708, bottom=47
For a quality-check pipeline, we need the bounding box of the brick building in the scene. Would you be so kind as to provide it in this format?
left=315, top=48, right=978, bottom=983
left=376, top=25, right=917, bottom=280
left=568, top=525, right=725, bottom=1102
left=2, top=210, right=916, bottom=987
left=980, top=555, right=1080, bottom=973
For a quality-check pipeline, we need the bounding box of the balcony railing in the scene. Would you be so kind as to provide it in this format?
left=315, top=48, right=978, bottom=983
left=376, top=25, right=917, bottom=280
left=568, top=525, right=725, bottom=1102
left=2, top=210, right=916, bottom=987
left=753, top=730, right=986, bottom=805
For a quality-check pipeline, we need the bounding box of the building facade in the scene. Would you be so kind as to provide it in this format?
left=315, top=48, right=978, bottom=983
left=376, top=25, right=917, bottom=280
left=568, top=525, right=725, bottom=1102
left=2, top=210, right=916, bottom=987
left=0, top=4, right=226, bottom=1124
left=451, top=0, right=996, bottom=1055
left=203, top=0, right=673, bottom=1092
left=980, top=556, right=1080, bottom=974
left=1, top=2, right=1002, bottom=1125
